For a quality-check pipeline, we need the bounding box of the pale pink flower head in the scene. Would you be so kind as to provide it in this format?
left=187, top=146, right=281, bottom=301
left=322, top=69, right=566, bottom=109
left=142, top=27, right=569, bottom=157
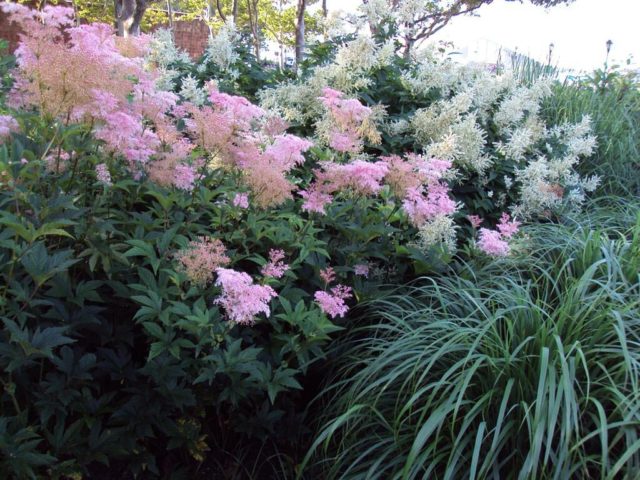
left=320, top=266, right=336, bottom=285
left=232, top=193, right=249, bottom=209
left=208, top=87, right=265, bottom=129
left=94, top=111, right=160, bottom=165
left=44, top=150, right=71, bottom=174
left=263, top=116, right=289, bottom=137
left=467, top=215, right=483, bottom=229
left=95, top=163, right=112, bottom=185
left=318, top=87, right=377, bottom=153
left=337, top=160, right=389, bottom=195
left=477, top=228, right=510, bottom=257
left=314, top=285, right=352, bottom=319
left=496, top=213, right=521, bottom=239
left=299, top=188, right=333, bottom=215
left=402, top=183, right=457, bottom=227
left=328, top=132, right=359, bottom=153
left=214, top=268, right=277, bottom=325
left=0, top=114, right=19, bottom=142
left=173, top=164, right=197, bottom=191
left=175, top=237, right=230, bottom=286
left=419, top=157, right=453, bottom=182
left=261, top=249, right=289, bottom=279
left=263, top=134, right=313, bottom=170
left=354, top=264, right=370, bottom=278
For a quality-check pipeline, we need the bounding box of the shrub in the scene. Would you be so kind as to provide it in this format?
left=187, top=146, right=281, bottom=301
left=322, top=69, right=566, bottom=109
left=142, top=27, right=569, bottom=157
left=0, top=3, right=610, bottom=476
left=0, top=4, right=459, bottom=476
left=305, top=204, right=640, bottom=479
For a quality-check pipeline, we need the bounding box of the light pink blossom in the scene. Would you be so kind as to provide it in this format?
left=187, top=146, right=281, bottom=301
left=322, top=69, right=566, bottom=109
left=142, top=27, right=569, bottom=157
left=320, top=266, right=336, bottom=285
left=95, top=163, right=112, bottom=185
left=496, top=213, right=521, bottom=239
left=314, top=285, right=352, bottom=319
left=261, top=249, right=289, bottom=279
left=175, top=237, right=230, bottom=286
left=354, top=264, right=370, bottom=277
left=173, top=164, right=197, bottom=191
left=214, top=268, right=277, bottom=325
left=477, top=228, right=510, bottom=257
left=0, top=114, right=19, bottom=141
left=467, top=215, right=483, bottom=229
left=318, top=87, right=377, bottom=153
left=299, top=188, right=334, bottom=215
left=232, top=193, right=249, bottom=209
left=402, top=183, right=458, bottom=227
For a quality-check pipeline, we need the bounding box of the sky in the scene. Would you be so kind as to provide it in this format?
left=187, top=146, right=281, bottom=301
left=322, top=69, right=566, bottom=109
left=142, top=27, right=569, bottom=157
left=324, top=0, right=640, bottom=73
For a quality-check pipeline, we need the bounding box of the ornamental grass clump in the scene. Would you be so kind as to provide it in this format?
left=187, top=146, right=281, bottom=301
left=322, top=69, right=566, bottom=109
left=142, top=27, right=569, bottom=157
left=304, top=209, right=640, bottom=479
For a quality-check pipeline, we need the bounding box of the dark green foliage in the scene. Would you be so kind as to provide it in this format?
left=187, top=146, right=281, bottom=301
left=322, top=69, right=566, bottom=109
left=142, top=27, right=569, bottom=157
left=0, top=102, right=449, bottom=478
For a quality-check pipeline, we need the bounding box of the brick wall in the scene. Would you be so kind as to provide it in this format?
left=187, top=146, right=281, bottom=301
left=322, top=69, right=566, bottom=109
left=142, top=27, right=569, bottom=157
left=165, top=20, right=210, bottom=60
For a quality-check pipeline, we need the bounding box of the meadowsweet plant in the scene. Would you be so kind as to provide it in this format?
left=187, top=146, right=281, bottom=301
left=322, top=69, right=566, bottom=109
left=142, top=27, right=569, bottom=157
left=0, top=3, right=610, bottom=477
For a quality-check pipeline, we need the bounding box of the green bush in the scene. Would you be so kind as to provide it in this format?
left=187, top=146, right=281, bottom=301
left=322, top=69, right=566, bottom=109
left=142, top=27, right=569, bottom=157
left=305, top=203, right=640, bottom=479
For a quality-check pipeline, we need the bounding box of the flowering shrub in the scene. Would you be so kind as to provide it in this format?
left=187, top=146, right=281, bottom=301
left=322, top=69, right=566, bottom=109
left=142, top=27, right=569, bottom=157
left=0, top=3, right=602, bottom=476
left=259, top=29, right=599, bottom=228
left=0, top=5, right=462, bottom=476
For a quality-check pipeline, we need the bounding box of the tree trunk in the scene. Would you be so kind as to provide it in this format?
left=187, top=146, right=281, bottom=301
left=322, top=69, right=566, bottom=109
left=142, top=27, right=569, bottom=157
left=246, top=0, right=260, bottom=61
left=216, top=0, right=226, bottom=22
left=114, top=0, right=146, bottom=36
left=403, top=36, right=413, bottom=60
left=322, top=0, right=326, bottom=17
left=295, top=0, right=306, bottom=69
left=232, top=0, right=238, bottom=23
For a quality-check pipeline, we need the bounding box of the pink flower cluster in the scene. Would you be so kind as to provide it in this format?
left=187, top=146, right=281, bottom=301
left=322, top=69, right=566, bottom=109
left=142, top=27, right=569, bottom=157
left=314, top=285, right=352, bottom=319
left=0, top=114, right=19, bottom=142
left=232, top=193, right=249, bottom=209
left=467, top=215, right=483, bottom=229
left=402, top=182, right=457, bottom=227
left=320, top=266, right=336, bottom=285
left=186, top=86, right=313, bottom=208
left=175, top=237, right=230, bottom=286
left=382, top=154, right=451, bottom=198
left=300, top=160, right=389, bottom=214
left=95, top=163, right=112, bottom=185
left=354, top=264, right=370, bottom=277
left=1, top=3, right=196, bottom=186
left=314, top=265, right=353, bottom=318
left=261, top=249, right=289, bottom=279
left=214, top=268, right=277, bottom=325
left=299, top=153, right=457, bottom=226
left=319, top=87, right=376, bottom=154
left=477, top=213, right=521, bottom=257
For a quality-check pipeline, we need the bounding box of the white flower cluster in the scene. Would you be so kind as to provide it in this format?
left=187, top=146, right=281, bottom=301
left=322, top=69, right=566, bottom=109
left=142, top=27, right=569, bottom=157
left=402, top=51, right=596, bottom=217
left=411, top=92, right=490, bottom=173
left=414, top=214, right=458, bottom=254
left=259, top=34, right=395, bottom=123
left=179, top=75, right=206, bottom=106
left=513, top=115, right=599, bottom=218
left=147, top=29, right=192, bottom=90
left=148, top=28, right=193, bottom=67
left=321, top=10, right=349, bottom=39
left=494, top=78, right=552, bottom=130
left=202, top=22, right=240, bottom=73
